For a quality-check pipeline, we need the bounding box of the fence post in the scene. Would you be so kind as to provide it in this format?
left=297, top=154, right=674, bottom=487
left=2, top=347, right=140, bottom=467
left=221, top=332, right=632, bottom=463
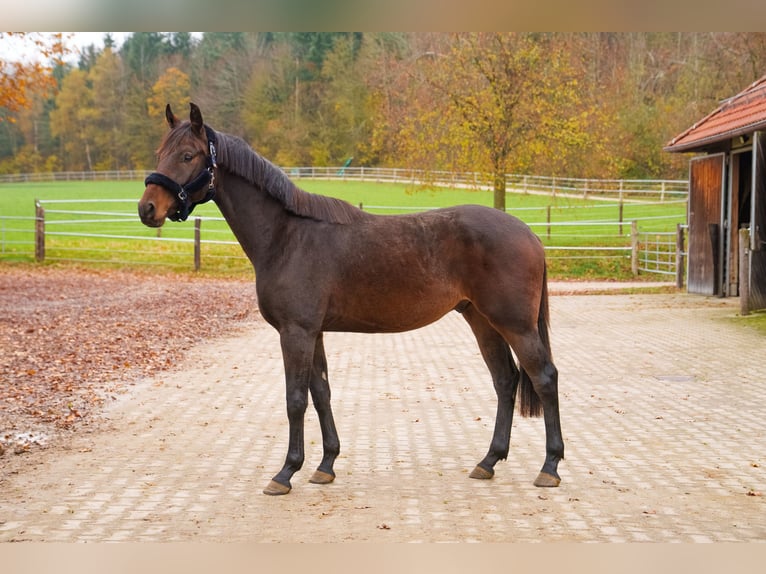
left=618, top=200, right=624, bottom=235
left=631, top=220, right=639, bottom=276
left=739, top=228, right=750, bottom=316
left=546, top=205, right=552, bottom=240
left=35, top=199, right=45, bottom=263
left=676, top=223, right=685, bottom=289
left=194, top=217, right=201, bottom=271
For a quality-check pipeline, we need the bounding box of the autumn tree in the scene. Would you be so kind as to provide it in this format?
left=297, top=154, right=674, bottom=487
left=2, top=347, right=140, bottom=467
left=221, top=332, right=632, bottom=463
left=6, top=32, right=766, bottom=180
left=242, top=41, right=306, bottom=165
left=49, top=69, right=95, bottom=170
left=192, top=33, right=261, bottom=135
left=47, top=47, right=125, bottom=172
left=1, top=34, right=72, bottom=173
left=89, top=47, right=127, bottom=169
left=147, top=67, right=191, bottom=120
left=310, top=35, right=374, bottom=165
left=2, top=93, right=57, bottom=172
left=393, top=33, right=588, bottom=210
left=242, top=33, right=366, bottom=166
left=0, top=33, right=67, bottom=123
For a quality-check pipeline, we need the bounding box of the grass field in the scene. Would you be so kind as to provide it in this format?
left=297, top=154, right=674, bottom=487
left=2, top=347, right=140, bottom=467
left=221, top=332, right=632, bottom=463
left=0, top=178, right=687, bottom=279
left=730, top=311, right=766, bottom=335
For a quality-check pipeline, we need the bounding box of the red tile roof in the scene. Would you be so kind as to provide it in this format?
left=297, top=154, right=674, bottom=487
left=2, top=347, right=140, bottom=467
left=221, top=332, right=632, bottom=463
left=665, top=74, right=766, bottom=153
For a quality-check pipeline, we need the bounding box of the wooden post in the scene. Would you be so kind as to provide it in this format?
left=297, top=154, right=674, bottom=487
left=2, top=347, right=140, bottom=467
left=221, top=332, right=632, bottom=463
left=34, top=200, right=45, bottom=263
left=631, top=220, right=639, bottom=276
left=194, top=217, right=201, bottom=271
left=739, top=228, right=750, bottom=316
left=618, top=200, right=624, bottom=235
left=676, top=223, right=685, bottom=289
left=546, top=205, right=551, bottom=240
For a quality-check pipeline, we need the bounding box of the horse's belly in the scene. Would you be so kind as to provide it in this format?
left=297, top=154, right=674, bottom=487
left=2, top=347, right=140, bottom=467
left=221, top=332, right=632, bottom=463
left=323, top=288, right=459, bottom=333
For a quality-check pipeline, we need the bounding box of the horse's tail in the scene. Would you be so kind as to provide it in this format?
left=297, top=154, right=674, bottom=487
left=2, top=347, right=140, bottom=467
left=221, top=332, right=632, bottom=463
left=518, top=263, right=551, bottom=418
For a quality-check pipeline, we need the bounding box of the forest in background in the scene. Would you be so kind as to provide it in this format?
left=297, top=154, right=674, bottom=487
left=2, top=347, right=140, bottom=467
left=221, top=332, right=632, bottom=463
left=2, top=32, right=766, bottom=185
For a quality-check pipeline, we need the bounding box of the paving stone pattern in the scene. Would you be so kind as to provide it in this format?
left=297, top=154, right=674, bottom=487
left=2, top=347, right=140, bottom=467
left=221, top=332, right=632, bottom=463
left=1, top=291, right=764, bottom=542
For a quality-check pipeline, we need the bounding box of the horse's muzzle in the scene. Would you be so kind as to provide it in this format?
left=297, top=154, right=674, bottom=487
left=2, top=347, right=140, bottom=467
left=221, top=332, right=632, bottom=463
left=138, top=199, right=163, bottom=228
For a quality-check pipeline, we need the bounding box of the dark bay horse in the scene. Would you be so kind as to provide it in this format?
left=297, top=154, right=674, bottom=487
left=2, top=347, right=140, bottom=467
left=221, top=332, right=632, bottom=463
left=138, top=103, right=564, bottom=495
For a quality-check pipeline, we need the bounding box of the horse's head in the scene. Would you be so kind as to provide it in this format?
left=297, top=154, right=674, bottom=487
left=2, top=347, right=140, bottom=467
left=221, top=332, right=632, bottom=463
left=138, top=103, right=217, bottom=227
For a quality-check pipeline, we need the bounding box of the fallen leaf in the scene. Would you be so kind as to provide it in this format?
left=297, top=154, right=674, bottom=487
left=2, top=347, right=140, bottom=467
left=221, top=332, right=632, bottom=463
left=0, top=267, right=255, bottom=438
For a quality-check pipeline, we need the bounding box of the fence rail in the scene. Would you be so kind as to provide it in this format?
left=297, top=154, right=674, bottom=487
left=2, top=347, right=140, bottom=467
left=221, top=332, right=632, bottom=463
left=0, top=197, right=687, bottom=284
left=0, top=170, right=152, bottom=183
left=0, top=215, right=36, bottom=258
left=0, top=168, right=688, bottom=201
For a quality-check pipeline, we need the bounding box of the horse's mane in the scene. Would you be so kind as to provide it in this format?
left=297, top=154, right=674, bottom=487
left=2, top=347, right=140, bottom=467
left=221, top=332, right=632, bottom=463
left=215, top=132, right=367, bottom=225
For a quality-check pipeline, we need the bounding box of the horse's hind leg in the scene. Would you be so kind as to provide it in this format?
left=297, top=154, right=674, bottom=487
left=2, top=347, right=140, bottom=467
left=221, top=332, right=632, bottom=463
left=503, top=330, right=564, bottom=487
left=461, top=304, right=520, bottom=480
left=307, top=333, right=340, bottom=485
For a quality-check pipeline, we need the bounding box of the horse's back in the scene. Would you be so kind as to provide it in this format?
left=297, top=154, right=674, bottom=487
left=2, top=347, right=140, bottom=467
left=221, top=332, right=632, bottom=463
left=445, top=204, right=545, bottom=269
left=360, top=203, right=545, bottom=284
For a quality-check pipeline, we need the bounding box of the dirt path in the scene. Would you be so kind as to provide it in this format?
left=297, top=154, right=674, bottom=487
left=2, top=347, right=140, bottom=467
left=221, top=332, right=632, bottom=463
left=1, top=268, right=764, bottom=541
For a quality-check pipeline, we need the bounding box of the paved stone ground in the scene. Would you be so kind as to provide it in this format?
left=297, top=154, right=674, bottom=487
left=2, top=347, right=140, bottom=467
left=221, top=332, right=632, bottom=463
left=1, top=288, right=764, bottom=542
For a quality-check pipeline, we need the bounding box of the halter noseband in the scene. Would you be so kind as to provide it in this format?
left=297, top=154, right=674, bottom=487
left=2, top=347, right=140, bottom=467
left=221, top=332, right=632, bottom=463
left=144, top=126, right=218, bottom=222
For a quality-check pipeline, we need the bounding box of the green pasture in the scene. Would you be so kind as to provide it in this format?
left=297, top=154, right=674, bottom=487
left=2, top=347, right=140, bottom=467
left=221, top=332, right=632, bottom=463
left=0, top=179, right=687, bottom=279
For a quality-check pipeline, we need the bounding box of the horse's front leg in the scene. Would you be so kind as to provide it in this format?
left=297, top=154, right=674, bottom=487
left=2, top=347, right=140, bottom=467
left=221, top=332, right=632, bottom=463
left=263, top=327, right=316, bottom=496
left=307, top=333, right=340, bottom=485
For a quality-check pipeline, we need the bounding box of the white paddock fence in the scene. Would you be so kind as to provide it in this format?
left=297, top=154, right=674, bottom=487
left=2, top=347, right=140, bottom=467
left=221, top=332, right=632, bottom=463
left=0, top=168, right=688, bottom=202
left=1, top=169, right=688, bottom=279
left=0, top=199, right=687, bottom=284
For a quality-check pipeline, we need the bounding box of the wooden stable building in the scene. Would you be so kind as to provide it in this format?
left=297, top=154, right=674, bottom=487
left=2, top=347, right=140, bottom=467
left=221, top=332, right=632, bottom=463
left=665, top=74, right=766, bottom=313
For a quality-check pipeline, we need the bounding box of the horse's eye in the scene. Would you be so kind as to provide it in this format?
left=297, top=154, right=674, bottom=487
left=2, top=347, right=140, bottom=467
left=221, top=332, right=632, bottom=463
left=183, top=152, right=194, bottom=162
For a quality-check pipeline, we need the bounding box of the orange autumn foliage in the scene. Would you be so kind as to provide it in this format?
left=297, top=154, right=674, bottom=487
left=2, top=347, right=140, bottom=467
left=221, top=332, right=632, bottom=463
left=0, top=33, right=69, bottom=121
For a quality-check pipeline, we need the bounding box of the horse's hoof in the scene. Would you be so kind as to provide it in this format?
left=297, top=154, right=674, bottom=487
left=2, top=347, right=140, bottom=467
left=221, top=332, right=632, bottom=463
left=469, top=465, right=494, bottom=480
left=533, top=472, right=561, bottom=487
left=263, top=480, right=291, bottom=496
left=309, top=470, right=335, bottom=484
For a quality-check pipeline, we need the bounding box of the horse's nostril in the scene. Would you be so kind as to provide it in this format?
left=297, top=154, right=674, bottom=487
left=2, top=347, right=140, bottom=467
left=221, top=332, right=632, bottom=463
left=138, top=201, right=155, bottom=220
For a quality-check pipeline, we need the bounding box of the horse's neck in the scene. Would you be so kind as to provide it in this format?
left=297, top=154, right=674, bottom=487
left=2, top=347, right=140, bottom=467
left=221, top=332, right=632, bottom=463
left=214, top=171, right=290, bottom=273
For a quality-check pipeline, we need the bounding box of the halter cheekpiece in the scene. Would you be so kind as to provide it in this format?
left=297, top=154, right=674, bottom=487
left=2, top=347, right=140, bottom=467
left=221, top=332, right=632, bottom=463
left=144, top=126, right=218, bottom=222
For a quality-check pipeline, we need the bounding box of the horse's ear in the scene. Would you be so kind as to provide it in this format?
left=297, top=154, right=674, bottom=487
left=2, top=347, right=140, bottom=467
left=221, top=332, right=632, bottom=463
left=165, top=104, right=179, bottom=128
left=190, top=102, right=204, bottom=137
